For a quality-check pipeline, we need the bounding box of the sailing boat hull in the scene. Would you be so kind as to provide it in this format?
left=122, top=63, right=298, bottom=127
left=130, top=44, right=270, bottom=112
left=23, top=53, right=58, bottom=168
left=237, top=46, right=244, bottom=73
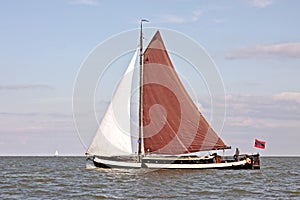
left=92, top=156, right=141, bottom=169
left=90, top=154, right=260, bottom=170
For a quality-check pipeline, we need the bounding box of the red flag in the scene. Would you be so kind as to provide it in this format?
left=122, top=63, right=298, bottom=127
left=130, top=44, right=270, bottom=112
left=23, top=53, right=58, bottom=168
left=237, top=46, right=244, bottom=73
left=254, top=139, right=266, bottom=149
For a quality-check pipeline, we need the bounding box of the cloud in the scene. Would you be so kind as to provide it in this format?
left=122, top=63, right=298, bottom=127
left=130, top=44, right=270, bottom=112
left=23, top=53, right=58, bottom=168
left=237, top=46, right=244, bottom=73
left=273, top=92, right=300, bottom=104
left=222, top=92, right=300, bottom=129
left=192, top=9, right=202, bottom=22
left=158, top=14, right=186, bottom=24
left=226, top=116, right=300, bottom=129
left=0, top=112, right=72, bottom=118
left=156, top=9, right=202, bottom=24
left=0, top=111, right=74, bottom=135
left=68, top=0, right=99, bottom=6
left=0, top=84, right=53, bottom=91
left=226, top=43, right=300, bottom=59
left=0, top=112, right=39, bottom=117
left=245, top=0, right=273, bottom=8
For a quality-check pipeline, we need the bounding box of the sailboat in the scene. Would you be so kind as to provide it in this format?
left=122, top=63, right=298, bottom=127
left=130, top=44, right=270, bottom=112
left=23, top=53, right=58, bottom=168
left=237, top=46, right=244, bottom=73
left=54, top=150, right=59, bottom=157
left=86, top=21, right=260, bottom=169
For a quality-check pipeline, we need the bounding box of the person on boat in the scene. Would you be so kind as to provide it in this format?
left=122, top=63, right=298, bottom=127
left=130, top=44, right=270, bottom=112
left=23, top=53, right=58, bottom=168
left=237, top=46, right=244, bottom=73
left=234, top=148, right=240, bottom=161
left=212, top=153, right=221, bottom=163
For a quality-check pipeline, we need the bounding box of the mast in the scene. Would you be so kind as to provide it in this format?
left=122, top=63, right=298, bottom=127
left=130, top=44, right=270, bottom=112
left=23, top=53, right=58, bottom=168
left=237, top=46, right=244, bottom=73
left=138, top=19, right=148, bottom=162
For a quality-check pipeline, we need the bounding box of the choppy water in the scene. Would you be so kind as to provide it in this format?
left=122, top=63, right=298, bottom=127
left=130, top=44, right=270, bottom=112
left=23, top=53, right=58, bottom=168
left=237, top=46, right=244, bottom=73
left=0, top=157, right=299, bottom=199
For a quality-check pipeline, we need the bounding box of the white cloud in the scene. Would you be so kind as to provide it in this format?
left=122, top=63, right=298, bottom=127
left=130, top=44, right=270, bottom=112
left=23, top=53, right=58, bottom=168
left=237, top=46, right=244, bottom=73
left=245, top=0, right=273, bottom=8
left=223, top=92, right=300, bottom=128
left=192, top=9, right=202, bottom=22
left=0, top=84, right=53, bottom=90
left=273, top=92, right=300, bottom=104
left=226, top=116, right=264, bottom=128
left=195, top=102, right=209, bottom=114
left=68, top=0, right=99, bottom=6
left=226, top=43, right=300, bottom=59
left=156, top=9, right=202, bottom=24
left=226, top=116, right=299, bottom=128
left=158, top=14, right=186, bottom=24
left=0, top=111, right=74, bottom=134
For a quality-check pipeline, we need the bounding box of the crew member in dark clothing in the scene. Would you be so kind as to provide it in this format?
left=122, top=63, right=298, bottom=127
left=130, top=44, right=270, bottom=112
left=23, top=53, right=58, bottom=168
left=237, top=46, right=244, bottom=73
left=234, top=148, right=239, bottom=161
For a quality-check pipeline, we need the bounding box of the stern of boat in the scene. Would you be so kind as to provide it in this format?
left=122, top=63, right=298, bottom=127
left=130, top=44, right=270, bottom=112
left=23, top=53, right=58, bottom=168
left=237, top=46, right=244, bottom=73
left=242, top=154, right=260, bottom=169
left=251, top=153, right=260, bottom=169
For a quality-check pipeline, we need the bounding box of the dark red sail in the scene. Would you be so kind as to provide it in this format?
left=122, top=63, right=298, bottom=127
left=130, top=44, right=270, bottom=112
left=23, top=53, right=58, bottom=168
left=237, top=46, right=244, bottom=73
left=142, top=31, right=229, bottom=154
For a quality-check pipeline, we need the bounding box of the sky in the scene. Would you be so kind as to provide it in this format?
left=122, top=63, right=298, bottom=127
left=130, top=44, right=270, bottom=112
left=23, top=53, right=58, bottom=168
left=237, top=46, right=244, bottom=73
left=0, top=0, right=299, bottom=156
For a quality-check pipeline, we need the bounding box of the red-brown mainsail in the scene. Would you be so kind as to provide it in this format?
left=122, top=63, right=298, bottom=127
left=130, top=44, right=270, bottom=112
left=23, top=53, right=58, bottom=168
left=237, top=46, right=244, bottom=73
left=142, top=31, right=229, bottom=154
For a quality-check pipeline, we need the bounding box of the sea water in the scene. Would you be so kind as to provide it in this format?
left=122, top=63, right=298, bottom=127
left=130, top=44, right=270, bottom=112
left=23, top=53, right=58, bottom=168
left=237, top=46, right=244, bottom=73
left=0, top=157, right=299, bottom=199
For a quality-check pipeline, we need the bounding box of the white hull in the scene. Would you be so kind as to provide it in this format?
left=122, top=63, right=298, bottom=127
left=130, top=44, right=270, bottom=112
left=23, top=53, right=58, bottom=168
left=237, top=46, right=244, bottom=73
left=143, top=160, right=247, bottom=169
left=93, top=157, right=141, bottom=168
left=91, top=155, right=256, bottom=169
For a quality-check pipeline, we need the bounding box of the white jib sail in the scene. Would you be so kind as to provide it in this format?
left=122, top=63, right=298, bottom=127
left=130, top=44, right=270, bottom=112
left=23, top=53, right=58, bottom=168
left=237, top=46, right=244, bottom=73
left=87, top=49, right=138, bottom=156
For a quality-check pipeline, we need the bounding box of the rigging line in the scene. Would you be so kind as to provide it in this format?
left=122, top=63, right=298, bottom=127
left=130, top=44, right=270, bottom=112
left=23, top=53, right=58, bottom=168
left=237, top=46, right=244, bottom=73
left=163, top=115, right=191, bottom=154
